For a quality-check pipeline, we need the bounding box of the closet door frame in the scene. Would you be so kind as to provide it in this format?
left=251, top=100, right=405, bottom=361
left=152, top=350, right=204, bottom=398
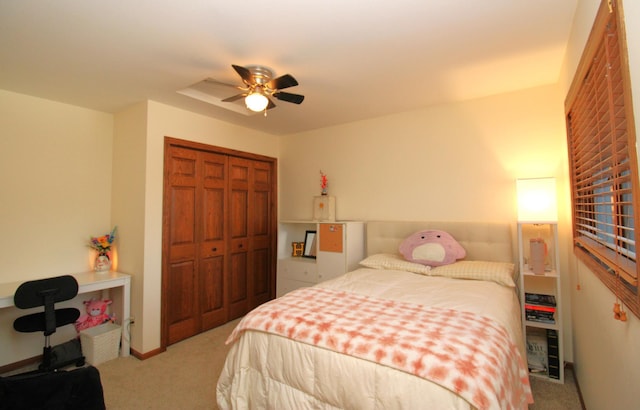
left=161, top=137, right=277, bottom=350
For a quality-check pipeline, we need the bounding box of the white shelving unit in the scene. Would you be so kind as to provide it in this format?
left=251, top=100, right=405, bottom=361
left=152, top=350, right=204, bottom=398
left=518, top=222, right=564, bottom=383
left=277, top=220, right=365, bottom=297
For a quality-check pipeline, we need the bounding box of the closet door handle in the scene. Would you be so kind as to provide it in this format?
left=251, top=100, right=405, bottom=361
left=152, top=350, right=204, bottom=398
left=239, top=244, right=243, bottom=248
left=211, top=247, right=217, bottom=252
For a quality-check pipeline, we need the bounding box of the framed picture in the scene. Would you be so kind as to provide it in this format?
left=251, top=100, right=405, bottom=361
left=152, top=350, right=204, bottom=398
left=303, top=230, right=317, bottom=258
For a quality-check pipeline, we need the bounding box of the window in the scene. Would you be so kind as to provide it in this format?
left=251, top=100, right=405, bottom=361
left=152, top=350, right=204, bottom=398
left=565, top=0, right=640, bottom=318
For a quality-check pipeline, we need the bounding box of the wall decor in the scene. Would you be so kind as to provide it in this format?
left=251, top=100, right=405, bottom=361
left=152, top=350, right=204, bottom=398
left=313, top=195, right=336, bottom=221
left=303, top=230, right=317, bottom=258
left=291, top=241, right=304, bottom=257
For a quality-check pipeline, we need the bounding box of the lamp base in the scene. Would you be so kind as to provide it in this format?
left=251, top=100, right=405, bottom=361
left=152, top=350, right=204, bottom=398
left=529, top=238, right=546, bottom=274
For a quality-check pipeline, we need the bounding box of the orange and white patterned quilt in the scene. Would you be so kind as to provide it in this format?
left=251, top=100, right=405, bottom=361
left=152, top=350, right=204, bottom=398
left=226, top=286, right=533, bottom=410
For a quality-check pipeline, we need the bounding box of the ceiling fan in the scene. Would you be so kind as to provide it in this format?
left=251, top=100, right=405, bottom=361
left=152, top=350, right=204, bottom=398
left=210, top=64, right=304, bottom=114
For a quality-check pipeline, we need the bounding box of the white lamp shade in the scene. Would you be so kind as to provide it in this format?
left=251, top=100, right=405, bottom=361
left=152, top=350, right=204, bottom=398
left=516, top=177, right=558, bottom=222
left=245, top=92, right=269, bottom=112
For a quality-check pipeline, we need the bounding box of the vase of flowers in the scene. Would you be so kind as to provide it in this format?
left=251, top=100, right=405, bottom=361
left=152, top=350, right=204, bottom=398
left=320, top=170, right=328, bottom=195
left=89, top=226, right=117, bottom=272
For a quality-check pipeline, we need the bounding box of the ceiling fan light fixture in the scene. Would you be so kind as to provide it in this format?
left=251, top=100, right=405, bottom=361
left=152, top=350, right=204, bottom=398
left=245, top=91, right=269, bottom=112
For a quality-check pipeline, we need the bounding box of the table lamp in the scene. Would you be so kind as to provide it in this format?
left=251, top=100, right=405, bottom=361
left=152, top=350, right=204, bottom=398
left=516, top=177, right=557, bottom=274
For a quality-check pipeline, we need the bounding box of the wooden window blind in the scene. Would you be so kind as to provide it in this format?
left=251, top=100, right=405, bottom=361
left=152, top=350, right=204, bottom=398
left=566, top=0, right=640, bottom=317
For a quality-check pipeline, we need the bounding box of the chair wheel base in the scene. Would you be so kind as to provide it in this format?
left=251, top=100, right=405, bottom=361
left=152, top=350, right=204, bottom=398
left=40, top=338, right=84, bottom=371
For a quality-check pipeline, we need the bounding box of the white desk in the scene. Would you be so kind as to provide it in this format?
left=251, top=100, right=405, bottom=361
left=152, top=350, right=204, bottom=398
left=0, top=271, right=131, bottom=357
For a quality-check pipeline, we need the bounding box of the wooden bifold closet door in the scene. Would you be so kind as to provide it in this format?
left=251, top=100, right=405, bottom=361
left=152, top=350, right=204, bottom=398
left=162, top=138, right=276, bottom=347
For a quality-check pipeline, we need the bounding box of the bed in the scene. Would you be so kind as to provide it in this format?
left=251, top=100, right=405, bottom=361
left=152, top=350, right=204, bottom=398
left=217, top=221, right=533, bottom=409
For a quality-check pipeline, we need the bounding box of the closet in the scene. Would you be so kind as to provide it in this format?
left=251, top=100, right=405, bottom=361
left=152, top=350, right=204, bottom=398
left=162, top=137, right=276, bottom=346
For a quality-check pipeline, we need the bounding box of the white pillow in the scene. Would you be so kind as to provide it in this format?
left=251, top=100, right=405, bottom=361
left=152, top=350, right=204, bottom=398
left=429, top=260, right=516, bottom=287
left=359, top=253, right=431, bottom=274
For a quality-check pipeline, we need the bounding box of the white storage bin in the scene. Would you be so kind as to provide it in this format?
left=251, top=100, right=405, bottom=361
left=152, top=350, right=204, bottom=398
left=79, top=323, right=121, bottom=365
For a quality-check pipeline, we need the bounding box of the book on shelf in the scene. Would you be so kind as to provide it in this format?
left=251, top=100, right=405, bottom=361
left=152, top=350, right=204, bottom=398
left=526, top=327, right=548, bottom=373
left=526, top=327, right=561, bottom=379
left=547, top=329, right=560, bottom=379
left=526, top=312, right=556, bottom=324
left=524, top=304, right=556, bottom=313
left=525, top=293, right=556, bottom=307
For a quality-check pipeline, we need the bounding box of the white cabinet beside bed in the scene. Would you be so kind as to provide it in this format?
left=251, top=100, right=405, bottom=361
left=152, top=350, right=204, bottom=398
left=518, top=222, right=564, bottom=383
left=277, top=220, right=364, bottom=297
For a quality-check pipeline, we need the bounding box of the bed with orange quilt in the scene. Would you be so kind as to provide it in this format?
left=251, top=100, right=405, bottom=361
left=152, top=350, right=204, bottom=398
left=217, top=221, right=533, bottom=409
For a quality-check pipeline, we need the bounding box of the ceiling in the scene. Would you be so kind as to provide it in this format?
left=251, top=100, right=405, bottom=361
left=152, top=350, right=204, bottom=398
left=0, top=1, right=578, bottom=136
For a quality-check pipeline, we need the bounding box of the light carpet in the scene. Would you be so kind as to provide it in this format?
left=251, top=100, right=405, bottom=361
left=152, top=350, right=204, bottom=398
left=94, top=318, right=582, bottom=409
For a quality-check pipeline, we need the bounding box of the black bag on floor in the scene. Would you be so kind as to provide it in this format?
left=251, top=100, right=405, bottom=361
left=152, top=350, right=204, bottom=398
left=0, top=365, right=105, bottom=410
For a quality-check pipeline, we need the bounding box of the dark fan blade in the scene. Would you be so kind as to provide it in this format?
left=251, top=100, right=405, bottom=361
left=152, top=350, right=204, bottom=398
left=222, top=93, right=247, bottom=102
left=273, top=92, right=304, bottom=104
left=266, top=97, right=276, bottom=110
left=232, top=64, right=254, bottom=86
left=267, top=74, right=298, bottom=90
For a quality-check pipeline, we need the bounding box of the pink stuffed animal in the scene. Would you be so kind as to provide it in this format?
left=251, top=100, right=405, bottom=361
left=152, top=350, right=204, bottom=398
left=75, top=298, right=114, bottom=332
left=399, top=230, right=466, bottom=267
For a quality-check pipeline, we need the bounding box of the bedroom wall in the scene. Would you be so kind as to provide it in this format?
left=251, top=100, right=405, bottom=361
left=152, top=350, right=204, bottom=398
left=558, top=1, right=640, bottom=409
left=111, top=101, right=148, bottom=355
left=0, top=89, right=114, bottom=367
left=279, top=85, right=567, bottom=222
left=279, top=83, right=574, bottom=362
left=112, top=100, right=279, bottom=354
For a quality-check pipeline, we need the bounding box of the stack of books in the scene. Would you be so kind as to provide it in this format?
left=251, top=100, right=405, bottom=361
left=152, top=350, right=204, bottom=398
left=525, top=293, right=556, bottom=324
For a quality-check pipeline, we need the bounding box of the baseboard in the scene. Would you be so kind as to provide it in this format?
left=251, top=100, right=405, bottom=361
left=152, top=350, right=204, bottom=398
left=0, top=355, right=41, bottom=375
left=130, top=346, right=165, bottom=360
left=565, top=362, right=586, bottom=410
left=2, top=345, right=167, bottom=374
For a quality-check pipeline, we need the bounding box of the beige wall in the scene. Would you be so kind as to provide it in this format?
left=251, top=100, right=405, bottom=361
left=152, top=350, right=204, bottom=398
left=111, top=101, right=148, bottom=354
left=280, top=84, right=567, bottom=222
left=0, top=89, right=114, bottom=366
left=559, top=1, right=640, bottom=409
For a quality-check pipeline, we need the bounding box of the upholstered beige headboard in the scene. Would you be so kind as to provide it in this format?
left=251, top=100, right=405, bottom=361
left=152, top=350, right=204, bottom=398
left=366, top=221, right=514, bottom=263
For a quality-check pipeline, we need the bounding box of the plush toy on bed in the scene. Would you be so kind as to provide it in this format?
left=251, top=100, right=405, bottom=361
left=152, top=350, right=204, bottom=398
left=75, top=298, right=115, bottom=332
left=399, top=229, right=466, bottom=267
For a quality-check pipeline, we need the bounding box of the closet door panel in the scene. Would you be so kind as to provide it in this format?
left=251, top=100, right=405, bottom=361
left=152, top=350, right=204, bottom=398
left=229, top=191, right=248, bottom=237
left=250, top=190, right=272, bottom=308
left=228, top=248, right=248, bottom=319
left=228, top=157, right=251, bottom=318
left=202, top=155, right=227, bottom=243
left=166, top=260, right=197, bottom=344
left=199, top=152, right=228, bottom=330
left=249, top=161, right=273, bottom=309
left=169, top=186, right=197, bottom=261
left=251, top=246, right=271, bottom=306
left=200, top=255, right=225, bottom=330
left=166, top=147, right=199, bottom=344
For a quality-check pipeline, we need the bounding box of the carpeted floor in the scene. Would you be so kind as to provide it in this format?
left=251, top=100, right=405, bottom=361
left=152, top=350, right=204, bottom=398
left=97, top=319, right=240, bottom=409
left=96, top=318, right=583, bottom=409
left=529, top=368, right=583, bottom=410
left=4, top=318, right=583, bottom=409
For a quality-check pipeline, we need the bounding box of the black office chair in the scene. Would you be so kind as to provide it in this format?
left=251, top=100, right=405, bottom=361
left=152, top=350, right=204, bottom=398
left=0, top=365, right=106, bottom=410
left=13, top=275, right=84, bottom=371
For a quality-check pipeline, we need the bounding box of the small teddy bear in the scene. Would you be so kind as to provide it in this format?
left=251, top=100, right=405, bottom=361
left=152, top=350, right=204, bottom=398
left=75, top=298, right=115, bottom=332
